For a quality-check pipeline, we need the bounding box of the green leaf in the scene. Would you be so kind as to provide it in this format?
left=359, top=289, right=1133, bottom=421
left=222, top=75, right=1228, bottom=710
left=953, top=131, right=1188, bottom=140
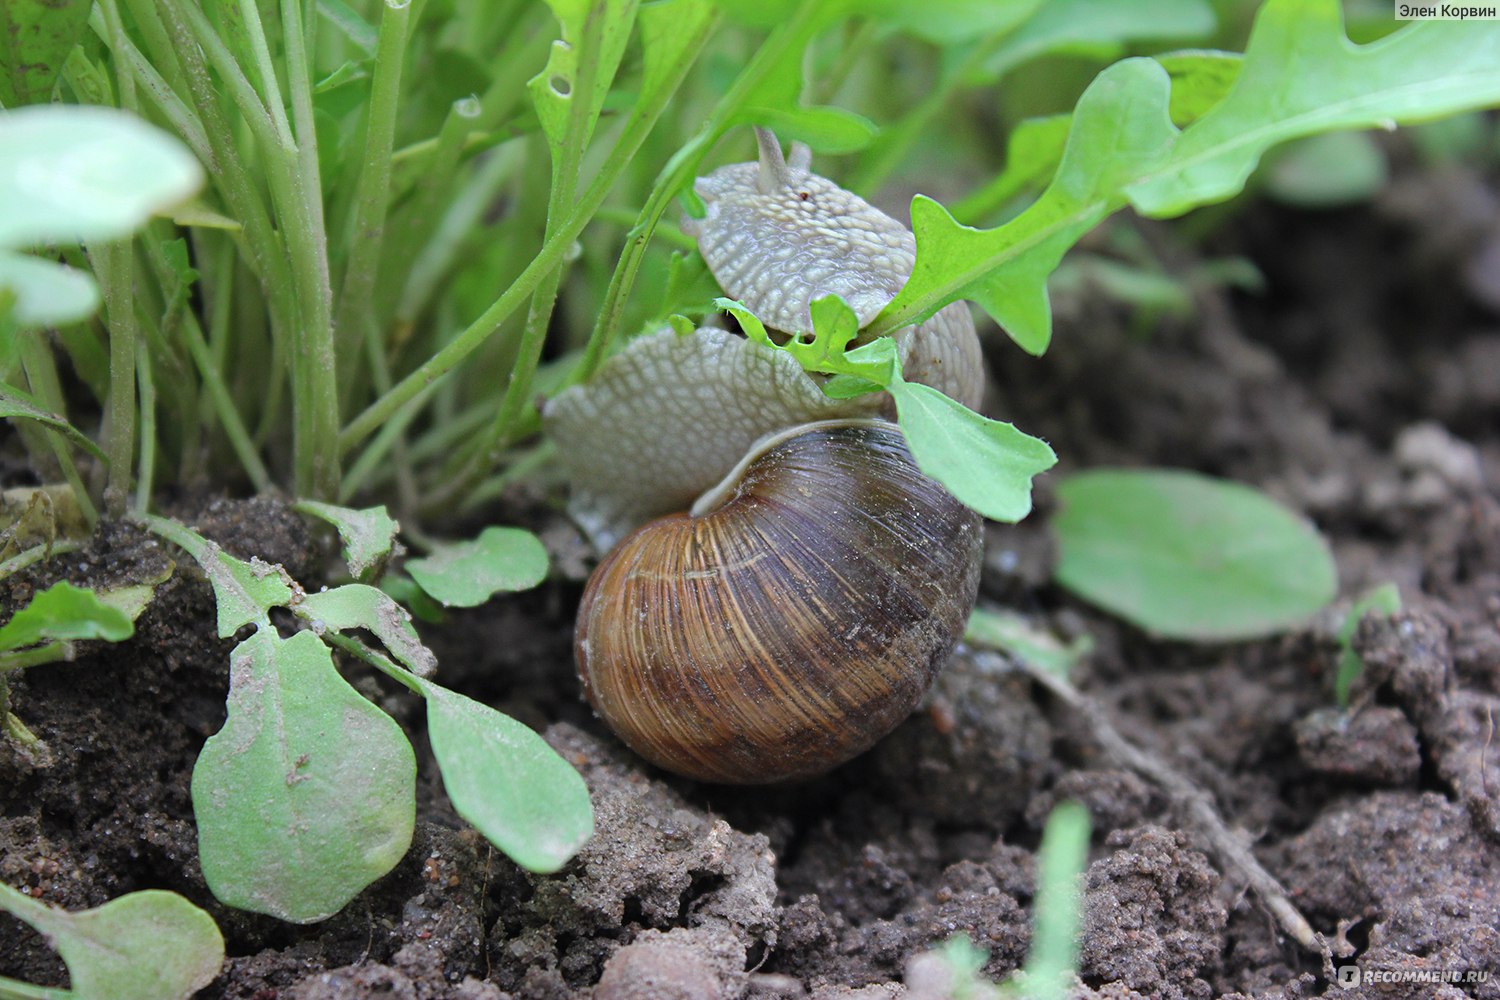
left=1052, top=469, right=1338, bottom=640
left=0, top=105, right=202, bottom=248
left=299, top=584, right=436, bottom=678
left=316, top=0, right=378, bottom=57
left=0, top=580, right=133, bottom=653
left=1335, top=582, right=1401, bottom=708
left=1155, top=50, right=1243, bottom=126
left=0, top=0, right=93, bottom=107
left=0, top=384, right=107, bottom=463
left=965, top=607, right=1092, bottom=679
left=727, top=6, right=874, bottom=153
left=890, top=380, right=1056, bottom=523
left=140, top=515, right=293, bottom=637
left=639, top=0, right=717, bottom=109
left=880, top=58, right=1179, bottom=355
left=192, top=629, right=415, bottom=923
left=1127, top=0, right=1500, bottom=216
left=529, top=0, right=639, bottom=166
left=415, top=678, right=592, bottom=873
left=874, top=0, right=1500, bottom=352
left=948, top=114, right=1072, bottom=225
left=0, top=886, right=223, bottom=1000
left=293, top=500, right=400, bottom=580
left=96, top=583, right=158, bottom=624
left=730, top=295, right=1055, bottom=522
left=0, top=249, right=100, bottom=327
left=380, top=571, right=446, bottom=624
left=406, top=527, right=549, bottom=608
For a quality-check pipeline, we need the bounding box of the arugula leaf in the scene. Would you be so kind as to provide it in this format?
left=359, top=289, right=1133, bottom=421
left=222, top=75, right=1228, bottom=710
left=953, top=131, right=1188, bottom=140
left=1052, top=469, right=1337, bottom=640
left=0, top=580, right=133, bottom=653
left=870, top=0, right=1500, bottom=353
left=293, top=500, right=400, bottom=580
left=192, top=628, right=415, bottom=923
left=415, top=678, right=593, bottom=873
left=1127, top=0, right=1500, bottom=215
left=0, top=884, right=223, bottom=1000
left=735, top=295, right=1056, bottom=522
left=407, top=527, right=549, bottom=608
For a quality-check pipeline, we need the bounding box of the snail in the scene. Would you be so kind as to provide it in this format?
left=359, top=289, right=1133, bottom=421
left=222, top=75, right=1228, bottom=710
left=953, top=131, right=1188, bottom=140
left=544, top=130, right=986, bottom=783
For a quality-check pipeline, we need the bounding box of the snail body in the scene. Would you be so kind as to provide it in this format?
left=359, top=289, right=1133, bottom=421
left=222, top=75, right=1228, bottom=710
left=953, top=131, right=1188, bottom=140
left=546, top=130, right=989, bottom=782
left=574, top=420, right=982, bottom=784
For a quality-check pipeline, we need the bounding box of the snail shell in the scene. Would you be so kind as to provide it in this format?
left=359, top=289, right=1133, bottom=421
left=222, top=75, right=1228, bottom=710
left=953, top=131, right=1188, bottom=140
left=574, top=419, right=983, bottom=784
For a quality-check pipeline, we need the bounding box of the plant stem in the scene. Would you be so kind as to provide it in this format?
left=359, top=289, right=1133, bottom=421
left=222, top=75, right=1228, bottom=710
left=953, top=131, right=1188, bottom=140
left=0, top=644, right=70, bottom=673
left=340, top=4, right=721, bottom=458
left=277, top=0, right=340, bottom=499
left=15, top=340, right=99, bottom=529
left=577, top=4, right=818, bottom=384
left=321, top=631, right=424, bottom=696
left=133, top=349, right=156, bottom=512
left=0, top=542, right=84, bottom=583
left=0, top=971, right=66, bottom=1000
left=332, top=0, right=413, bottom=400
left=95, top=241, right=137, bottom=517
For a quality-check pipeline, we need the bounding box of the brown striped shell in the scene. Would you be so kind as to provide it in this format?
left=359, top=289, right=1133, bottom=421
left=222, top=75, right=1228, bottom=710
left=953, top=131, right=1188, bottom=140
left=574, top=420, right=983, bottom=784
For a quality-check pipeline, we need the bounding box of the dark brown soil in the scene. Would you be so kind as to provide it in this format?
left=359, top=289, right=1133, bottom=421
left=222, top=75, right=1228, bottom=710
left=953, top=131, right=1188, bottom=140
left=4, top=142, right=1499, bottom=999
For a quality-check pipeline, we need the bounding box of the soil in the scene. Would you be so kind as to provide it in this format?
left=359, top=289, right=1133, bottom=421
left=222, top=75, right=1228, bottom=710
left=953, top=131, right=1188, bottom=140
left=4, top=139, right=1500, bottom=999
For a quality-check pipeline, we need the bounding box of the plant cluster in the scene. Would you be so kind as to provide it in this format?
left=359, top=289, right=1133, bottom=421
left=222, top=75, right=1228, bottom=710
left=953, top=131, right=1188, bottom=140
left=2, top=0, right=1498, bottom=995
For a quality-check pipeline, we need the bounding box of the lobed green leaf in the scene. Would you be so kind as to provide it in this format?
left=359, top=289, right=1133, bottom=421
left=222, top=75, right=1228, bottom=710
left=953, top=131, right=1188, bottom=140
left=0, top=580, right=133, bottom=653
left=294, top=500, right=400, bottom=580
left=299, top=584, right=437, bottom=678
left=874, top=0, right=1500, bottom=353
left=1052, top=469, right=1338, bottom=641
left=1126, top=0, right=1500, bottom=215
left=192, top=629, right=416, bottom=923
left=416, top=678, right=593, bottom=873
left=143, top=515, right=293, bottom=637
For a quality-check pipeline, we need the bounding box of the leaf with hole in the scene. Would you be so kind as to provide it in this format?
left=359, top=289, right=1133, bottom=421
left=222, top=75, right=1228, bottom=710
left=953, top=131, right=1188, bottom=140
left=299, top=584, right=436, bottom=678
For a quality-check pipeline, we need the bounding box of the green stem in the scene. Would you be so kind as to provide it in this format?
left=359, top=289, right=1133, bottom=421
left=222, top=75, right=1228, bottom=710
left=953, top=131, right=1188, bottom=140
left=133, top=348, right=156, bottom=512
left=0, top=644, right=70, bottom=673
left=577, top=4, right=818, bottom=384
left=0, top=971, right=65, bottom=1000
left=178, top=310, right=273, bottom=492
left=320, top=631, right=424, bottom=696
left=332, top=0, right=413, bottom=402
left=277, top=0, right=339, bottom=499
left=96, top=242, right=137, bottom=517
left=339, top=4, right=722, bottom=459
left=338, top=383, right=436, bottom=502
left=0, top=542, right=84, bottom=583
left=16, top=339, right=99, bottom=529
